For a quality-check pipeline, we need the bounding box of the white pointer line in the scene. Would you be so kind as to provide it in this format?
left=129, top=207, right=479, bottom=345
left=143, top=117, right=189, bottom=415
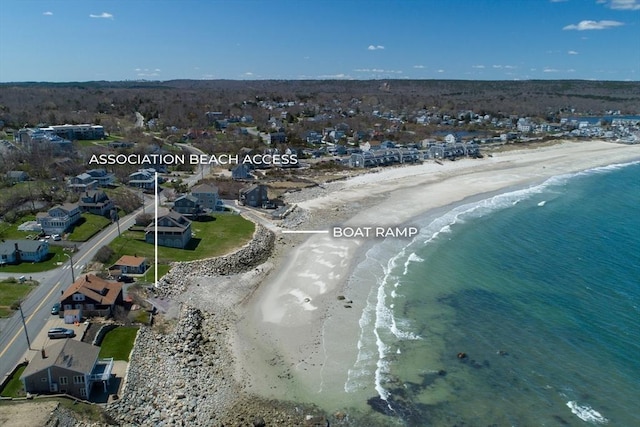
left=281, top=230, right=329, bottom=234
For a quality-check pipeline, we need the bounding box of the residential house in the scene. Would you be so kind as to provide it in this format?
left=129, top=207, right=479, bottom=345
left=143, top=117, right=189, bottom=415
left=205, top=111, right=225, bottom=124
left=145, top=211, right=192, bottom=249
left=60, top=274, right=123, bottom=317
left=231, top=163, right=252, bottom=180
left=267, top=131, right=287, bottom=144
left=191, top=183, right=220, bottom=211
left=0, top=240, right=49, bottom=265
left=86, top=169, right=115, bottom=187
left=171, top=195, right=202, bottom=217
left=20, top=339, right=114, bottom=400
left=111, top=255, right=148, bottom=275
left=128, top=168, right=158, bottom=190
left=68, top=173, right=98, bottom=192
left=36, top=203, right=81, bottom=235
left=239, top=184, right=269, bottom=207
left=6, top=170, right=29, bottom=183
left=349, top=148, right=420, bottom=168
left=305, top=131, right=323, bottom=144
left=79, top=190, right=115, bottom=217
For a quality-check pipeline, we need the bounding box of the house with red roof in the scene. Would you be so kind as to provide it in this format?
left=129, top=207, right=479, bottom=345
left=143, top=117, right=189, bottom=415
left=60, top=274, right=123, bottom=318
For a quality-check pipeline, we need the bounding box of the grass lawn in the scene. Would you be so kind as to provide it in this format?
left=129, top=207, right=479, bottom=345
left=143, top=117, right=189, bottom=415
left=138, top=263, right=171, bottom=283
left=0, top=364, right=26, bottom=397
left=0, top=279, right=37, bottom=317
left=0, top=246, right=67, bottom=274
left=0, top=214, right=39, bottom=240
left=98, top=326, right=139, bottom=361
left=67, top=213, right=112, bottom=242
left=107, top=213, right=254, bottom=276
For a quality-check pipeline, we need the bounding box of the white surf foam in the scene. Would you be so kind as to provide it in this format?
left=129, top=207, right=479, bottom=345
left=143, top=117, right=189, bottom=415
left=566, top=401, right=609, bottom=424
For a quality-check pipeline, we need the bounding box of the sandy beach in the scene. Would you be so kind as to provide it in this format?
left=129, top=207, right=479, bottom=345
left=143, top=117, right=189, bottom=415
left=233, top=140, right=640, bottom=415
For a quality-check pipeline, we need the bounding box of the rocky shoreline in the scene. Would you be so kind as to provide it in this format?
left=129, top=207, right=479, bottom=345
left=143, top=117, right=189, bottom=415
left=103, top=222, right=347, bottom=426
left=152, top=224, right=276, bottom=299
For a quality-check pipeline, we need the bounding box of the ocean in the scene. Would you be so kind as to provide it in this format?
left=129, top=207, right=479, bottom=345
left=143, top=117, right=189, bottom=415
left=344, top=161, right=640, bottom=426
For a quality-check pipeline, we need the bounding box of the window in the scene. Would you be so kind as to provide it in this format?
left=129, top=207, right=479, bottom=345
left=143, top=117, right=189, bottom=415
left=73, top=375, right=85, bottom=384
left=79, top=387, right=87, bottom=397
left=59, top=376, right=68, bottom=385
left=40, top=377, right=48, bottom=382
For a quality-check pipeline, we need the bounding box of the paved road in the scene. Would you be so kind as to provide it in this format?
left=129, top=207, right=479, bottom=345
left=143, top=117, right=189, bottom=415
left=0, top=148, right=266, bottom=382
left=0, top=196, right=157, bottom=383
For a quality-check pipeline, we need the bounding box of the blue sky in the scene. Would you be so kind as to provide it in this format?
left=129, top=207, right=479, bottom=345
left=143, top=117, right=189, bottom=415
left=1, top=0, right=638, bottom=82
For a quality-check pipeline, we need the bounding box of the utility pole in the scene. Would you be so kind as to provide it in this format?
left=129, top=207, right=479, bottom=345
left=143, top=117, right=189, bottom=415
left=18, top=303, right=32, bottom=350
left=111, top=208, right=121, bottom=236
left=65, top=253, right=75, bottom=283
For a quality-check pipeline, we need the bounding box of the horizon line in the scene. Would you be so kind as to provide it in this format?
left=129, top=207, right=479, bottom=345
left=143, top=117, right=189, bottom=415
left=1, top=77, right=639, bottom=85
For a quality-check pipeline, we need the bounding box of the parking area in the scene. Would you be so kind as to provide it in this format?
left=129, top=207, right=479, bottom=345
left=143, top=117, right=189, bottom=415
left=21, top=316, right=89, bottom=361
left=19, top=315, right=128, bottom=402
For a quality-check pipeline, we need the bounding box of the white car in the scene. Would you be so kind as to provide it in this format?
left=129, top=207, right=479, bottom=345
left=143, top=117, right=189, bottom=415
left=48, top=327, right=75, bottom=339
left=52, top=234, right=61, bottom=241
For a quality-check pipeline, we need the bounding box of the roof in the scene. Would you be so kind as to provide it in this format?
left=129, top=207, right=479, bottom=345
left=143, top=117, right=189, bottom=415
left=146, top=211, right=191, bottom=233
left=114, top=255, right=146, bottom=267
left=21, top=339, right=99, bottom=379
left=174, top=195, right=199, bottom=204
left=75, top=173, right=93, bottom=181
left=0, top=239, right=48, bottom=256
left=61, top=274, right=122, bottom=306
left=240, top=184, right=265, bottom=194
left=52, top=203, right=79, bottom=213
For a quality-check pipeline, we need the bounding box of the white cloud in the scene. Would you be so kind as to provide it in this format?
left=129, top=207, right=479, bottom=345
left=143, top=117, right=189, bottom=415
left=89, top=12, right=114, bottom=19
left=354, top=68, right=403, bottom=75
left=472, top=65, right=486, bottom=69
left=437, top=69, right=445, bottom=73
left=413, top=65, right=425, bottom=69
left=543, top=67, right=560, bottom=73
left=135, top=68, right=160, bottom=77
left=563, top=20, right=623, bottom=30
left=568, top=50, right=579, bottom=55
left=43, top=11, right=53, bottom=16
left=367, top=45, right=385, bottom=50
left=244, top=72, right=254, bottom=76
left=603, top=0, right=640, bottom=10
left=318, top=73, right=353, bottom=79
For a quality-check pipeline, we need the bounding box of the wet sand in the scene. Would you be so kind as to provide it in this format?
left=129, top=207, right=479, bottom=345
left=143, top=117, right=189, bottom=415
left=233, top=140, right=640, bottom=413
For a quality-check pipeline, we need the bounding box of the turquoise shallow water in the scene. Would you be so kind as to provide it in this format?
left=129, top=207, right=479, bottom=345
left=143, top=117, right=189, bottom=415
left=346, top=161, right=640, bottom=426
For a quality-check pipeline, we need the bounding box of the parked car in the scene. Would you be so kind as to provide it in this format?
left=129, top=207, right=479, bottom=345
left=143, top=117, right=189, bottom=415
left=51, top=303, right=61, bottom=315
left=52, top=234, right=61, bottom=241
left=117, top=275, right=134, bottom=283
left=48, top=327, right=75, bottom=339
